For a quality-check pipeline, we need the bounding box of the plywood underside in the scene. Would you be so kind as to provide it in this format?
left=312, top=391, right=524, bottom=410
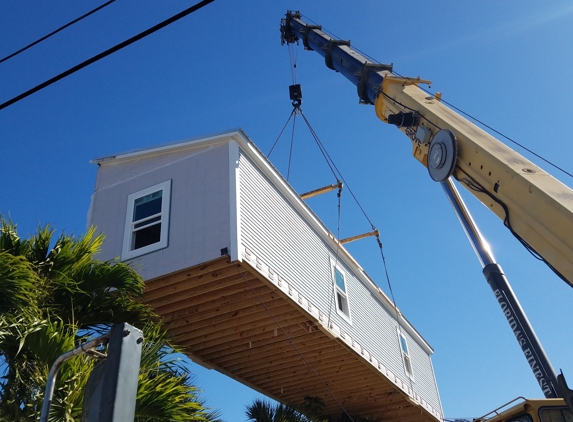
left=144, top=257, right=436, bottom=422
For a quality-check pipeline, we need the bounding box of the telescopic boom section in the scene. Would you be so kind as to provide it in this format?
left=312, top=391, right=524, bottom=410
left=281, top=11, right=573, bottom=288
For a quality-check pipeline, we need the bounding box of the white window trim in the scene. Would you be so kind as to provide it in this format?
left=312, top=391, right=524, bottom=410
left=331, top=260, right=352, bottom=324
left=397, top=329, right=415, bottom=381
left=121, top=180, right=171, bottom=260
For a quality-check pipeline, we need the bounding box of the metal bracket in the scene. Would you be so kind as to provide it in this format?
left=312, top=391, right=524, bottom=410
left=322, top=39, right=350, bottom=70
left=300, top=24, right=321, bottom=50
left=280, top=11, right=302, bottom=45
left=357, top=62, right=393, bottom=105
left=374, top=75, right=432, bottom=123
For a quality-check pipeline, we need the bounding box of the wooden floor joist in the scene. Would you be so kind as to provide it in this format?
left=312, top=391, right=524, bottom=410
left=144, top=257, right=439, bottom=422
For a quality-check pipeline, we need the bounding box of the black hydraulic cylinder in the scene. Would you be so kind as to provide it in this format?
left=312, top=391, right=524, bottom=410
left=483, top=263, right=561, bottom=398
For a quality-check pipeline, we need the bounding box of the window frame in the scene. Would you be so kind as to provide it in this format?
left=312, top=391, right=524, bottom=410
left=331, top=260, right=352, bottom=323
left=397, top=329, right=415, bottom=380
left=121, top=180, right=172, bottom=260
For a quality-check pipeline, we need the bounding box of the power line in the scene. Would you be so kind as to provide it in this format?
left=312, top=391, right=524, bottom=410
left=0, top=0, right=116, bottom=64
left=0, top=0, right=215, bottom=111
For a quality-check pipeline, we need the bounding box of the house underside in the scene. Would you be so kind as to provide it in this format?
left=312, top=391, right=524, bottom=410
left=144, top=256, right=439, bottom=422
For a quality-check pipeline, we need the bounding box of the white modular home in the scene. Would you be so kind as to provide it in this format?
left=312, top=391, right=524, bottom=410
left=88, top=130, right=443, bottom=422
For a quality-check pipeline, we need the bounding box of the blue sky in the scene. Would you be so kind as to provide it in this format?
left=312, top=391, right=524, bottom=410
left=2, top=1, right=573, bottom=420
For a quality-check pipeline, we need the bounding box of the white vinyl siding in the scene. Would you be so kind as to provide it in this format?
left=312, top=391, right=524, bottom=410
left=121, top=180, right=171, bottom=260
left=237, top=150, right=441, bottom=413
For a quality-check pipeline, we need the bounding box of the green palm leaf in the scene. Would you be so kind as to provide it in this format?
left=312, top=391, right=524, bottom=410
left=0, top=218, right=219, bottom=421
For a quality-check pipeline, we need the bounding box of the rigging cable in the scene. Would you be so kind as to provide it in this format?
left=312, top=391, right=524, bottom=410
left=0, top=0, right=116, bottom=64
left=299, top=109, right=377, bottom=231
left=298, top=108, right=398, bottom=317
left=0, top=0, right=215, bottom=111
left=326, top=183, right=343, bottom=329
left=286, top=109, right=297, bottom=181
left=275, top=35, right=410, bottom=417
left=267, top=107, right=296, bottom=158
left=298, top=99, right=417, bottom=405
left=288, top=42, right=298, bottom=85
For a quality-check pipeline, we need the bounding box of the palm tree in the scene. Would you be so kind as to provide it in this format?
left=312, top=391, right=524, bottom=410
left=0, top=218, right=219, bottom=421
left=245, top=396, right=383, bottom=422
left=245, top=398, right=311, bottom=422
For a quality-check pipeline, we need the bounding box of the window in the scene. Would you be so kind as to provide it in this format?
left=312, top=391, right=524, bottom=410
left=508, top=415, right=533, bottom=422
left=398, top=331, right=414, bottom=378
left=539, top=407, right=573, bottom=422
left=122, top=180, right=171, bottom=260
left=331, top=262, right=351, bottom=321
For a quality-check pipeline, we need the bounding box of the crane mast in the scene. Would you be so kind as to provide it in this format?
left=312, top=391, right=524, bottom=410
left=280, top=11, right=573, bottom=289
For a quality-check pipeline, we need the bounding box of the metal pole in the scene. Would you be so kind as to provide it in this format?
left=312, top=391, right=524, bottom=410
left=440, top=178, right=495, bottom=267
left=39, top=335, right=108, bottom=422
left=441, top=178, right=562, bottom=398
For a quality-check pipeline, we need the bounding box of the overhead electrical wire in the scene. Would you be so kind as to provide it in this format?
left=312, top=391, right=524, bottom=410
left=0, top=0, right=215, bottom=111
left=0, top=0, right=116, bottom=64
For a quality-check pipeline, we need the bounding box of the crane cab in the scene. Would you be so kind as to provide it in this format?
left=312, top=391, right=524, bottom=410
left=476, top=398, right=572, bottom=422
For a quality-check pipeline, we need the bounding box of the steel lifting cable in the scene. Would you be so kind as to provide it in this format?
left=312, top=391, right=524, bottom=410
left=327, top=183, right=343, bottom=328
left=286, top=109, right=297, bottom=181
left=256, top=41, right=357, bottom=422
left=267, top=108, right=296, bottom=158
left=298, top=106, right=417, bottom=401
left=375, top=230, right=416, bottom=397
left=269, top=100, right=345, bottom=324
left=298, top=109, right=378, bottom=231
left=288, top=42, right=298, bottom=85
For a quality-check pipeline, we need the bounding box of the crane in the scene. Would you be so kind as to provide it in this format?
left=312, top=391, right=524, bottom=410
left=281, top=10, right=573, bottom=422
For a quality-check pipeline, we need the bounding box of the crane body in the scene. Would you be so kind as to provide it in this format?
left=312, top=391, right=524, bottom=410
left=281, top=10, right=573, bottom=422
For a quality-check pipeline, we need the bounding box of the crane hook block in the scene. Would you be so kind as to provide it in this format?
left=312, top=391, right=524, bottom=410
left=289, top=84, right=302, bottom=107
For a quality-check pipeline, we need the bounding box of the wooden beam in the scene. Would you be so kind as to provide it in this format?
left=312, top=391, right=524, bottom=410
left=228, top=342, right=355, bottom=377
left=212, top=332, right=332, bottom=367
left=146, top=275, right=254, bottom=314
left=144, top=257, right=233, bottom=292
left=145, top=264, right=252, bottom=302
left=246, top=357, right=370, bottom=388
left=160, top=285, right=275, bottom=323
left=180, top=314, right=309, bottom=351
left=180, top=307, right=302, bottom=344
left=199, top=328, right=313, bottom=360
left=165, top=297, right=288, bottom=333
left=168, top=302, right=296, bottom=338
left=153, top=278, right=264, bottom=316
